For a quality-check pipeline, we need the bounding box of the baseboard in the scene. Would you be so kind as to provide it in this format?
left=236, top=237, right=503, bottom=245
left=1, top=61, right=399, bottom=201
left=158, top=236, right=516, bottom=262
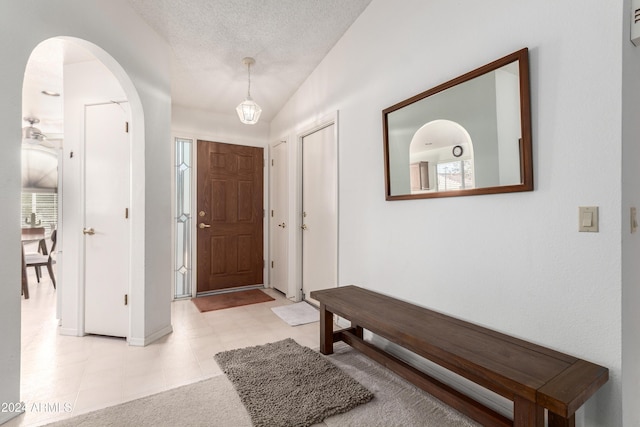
left=58, top=327, right=79, bottom=336
left=128, top=324, right=173, bottom=347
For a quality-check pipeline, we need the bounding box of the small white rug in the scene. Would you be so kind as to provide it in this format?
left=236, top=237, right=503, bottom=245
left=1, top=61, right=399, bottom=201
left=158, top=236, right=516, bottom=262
left=271, top=302, right=319, bottom=326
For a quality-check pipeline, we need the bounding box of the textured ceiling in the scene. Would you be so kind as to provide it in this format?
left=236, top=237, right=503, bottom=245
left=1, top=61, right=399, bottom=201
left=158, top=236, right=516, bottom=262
left=125, top=0, right=373, bottom=121
left=22, top=0, right=372, bottom=139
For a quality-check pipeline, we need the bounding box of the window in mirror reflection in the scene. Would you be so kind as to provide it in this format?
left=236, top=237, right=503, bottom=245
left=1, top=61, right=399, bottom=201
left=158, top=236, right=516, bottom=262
left=436, top=160, right=473, bottom=191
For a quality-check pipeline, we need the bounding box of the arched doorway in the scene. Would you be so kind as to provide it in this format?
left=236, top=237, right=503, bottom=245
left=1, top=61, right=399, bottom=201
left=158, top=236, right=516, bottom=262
left=21, top=37, right=146, bottom=342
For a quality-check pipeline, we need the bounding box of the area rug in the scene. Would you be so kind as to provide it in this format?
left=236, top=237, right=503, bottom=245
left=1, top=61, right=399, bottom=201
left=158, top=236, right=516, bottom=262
left=45, top=342, right=480, bottom=427
left=324, top=342, right=481, bottom=427
left=214, top=338, right=374, bottom=427
left=191, top=289, right=274, bottom=312
left=271, top=301, right=319, bottom=326
left=46, top=375, right=252, bottom=427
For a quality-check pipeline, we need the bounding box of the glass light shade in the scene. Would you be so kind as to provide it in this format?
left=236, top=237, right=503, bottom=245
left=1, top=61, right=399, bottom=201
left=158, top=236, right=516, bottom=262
left=236, top=97, right=262, bottom=125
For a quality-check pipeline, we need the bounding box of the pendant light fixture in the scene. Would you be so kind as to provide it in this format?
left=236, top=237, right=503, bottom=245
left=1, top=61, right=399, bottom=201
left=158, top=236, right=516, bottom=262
left=236, top=57, right=262, bottom=125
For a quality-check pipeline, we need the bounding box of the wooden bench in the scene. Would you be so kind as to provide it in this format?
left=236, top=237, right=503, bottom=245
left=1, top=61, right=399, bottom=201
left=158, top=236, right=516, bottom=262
left=310, top=286, right=608, bottom=427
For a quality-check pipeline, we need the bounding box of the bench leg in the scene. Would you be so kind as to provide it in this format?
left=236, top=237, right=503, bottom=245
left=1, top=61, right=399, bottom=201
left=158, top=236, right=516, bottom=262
left=319, top=303, right=334, bottom=355
left=513, top=395, right=543, bottom=427
left=354, top=325, right=363, bottom=339
left=548, top=412, right=575, bottom=427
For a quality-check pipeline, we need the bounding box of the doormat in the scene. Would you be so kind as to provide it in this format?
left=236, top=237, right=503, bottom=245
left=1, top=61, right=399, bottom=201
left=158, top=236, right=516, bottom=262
left=271, top=302, right=319, bottom=326
left=192, top=289, right=274, bottom=312
left=214, top=338, right=373, bottom=427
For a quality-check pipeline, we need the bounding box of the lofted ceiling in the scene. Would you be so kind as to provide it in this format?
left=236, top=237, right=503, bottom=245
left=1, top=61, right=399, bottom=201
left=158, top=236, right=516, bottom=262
left=22, top=0, right=372, bottom=139
left=125, top=0, right=372, bottom=122
left=21, top=1, right=371, bottom=191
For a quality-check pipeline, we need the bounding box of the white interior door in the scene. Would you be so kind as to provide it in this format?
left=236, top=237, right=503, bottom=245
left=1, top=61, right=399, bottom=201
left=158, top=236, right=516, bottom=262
left=301, top=123, right=337, bottom=305
left=84, top=102, right=130, bottom=338
left=270, top=141, right=289, bottom=295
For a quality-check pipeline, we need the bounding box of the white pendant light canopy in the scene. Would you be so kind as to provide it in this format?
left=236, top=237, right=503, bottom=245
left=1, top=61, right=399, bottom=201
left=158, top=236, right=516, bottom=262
left=236, top=57, right=262, bottom=125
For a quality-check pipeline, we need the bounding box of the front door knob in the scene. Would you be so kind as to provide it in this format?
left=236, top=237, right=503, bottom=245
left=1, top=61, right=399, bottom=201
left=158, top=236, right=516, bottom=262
left=83, top=227, right=95, bottom=235
left=199, top=223, right=211, bottom=229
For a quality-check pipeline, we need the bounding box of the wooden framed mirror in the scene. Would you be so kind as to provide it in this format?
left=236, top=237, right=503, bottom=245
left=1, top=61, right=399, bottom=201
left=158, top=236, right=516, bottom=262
left=382, top=48, right=533, bottom=200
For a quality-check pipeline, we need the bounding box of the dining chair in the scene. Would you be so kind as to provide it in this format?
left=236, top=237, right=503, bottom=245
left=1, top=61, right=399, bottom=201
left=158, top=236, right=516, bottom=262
left=24, top=229, right=56, bottom=289
left=21, top=226, right=47, bottom=277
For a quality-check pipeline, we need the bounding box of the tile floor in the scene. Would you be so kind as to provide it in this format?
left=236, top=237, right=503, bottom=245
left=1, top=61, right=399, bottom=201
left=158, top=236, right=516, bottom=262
left=7, top=273, right=320, bottom=427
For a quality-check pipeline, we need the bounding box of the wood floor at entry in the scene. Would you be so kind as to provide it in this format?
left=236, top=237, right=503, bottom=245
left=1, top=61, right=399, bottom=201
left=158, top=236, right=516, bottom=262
left=197, top=140, right=264, bottom=293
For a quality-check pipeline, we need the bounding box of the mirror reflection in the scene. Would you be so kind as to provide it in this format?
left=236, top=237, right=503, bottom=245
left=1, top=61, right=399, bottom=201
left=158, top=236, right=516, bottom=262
left=383, top=48, right=532, bottom=200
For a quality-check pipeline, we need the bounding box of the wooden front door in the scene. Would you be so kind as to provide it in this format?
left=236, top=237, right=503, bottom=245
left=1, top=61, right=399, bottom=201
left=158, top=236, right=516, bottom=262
left=197, top=140, right=264, bottom=293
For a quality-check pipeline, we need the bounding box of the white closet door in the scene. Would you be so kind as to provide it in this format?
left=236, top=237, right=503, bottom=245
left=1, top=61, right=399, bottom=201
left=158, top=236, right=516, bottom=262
left=270, top=141, right=289, bottom=295
left=84, top=102, right=129, bottom=338
left=301, top=123, right=337, bottom=305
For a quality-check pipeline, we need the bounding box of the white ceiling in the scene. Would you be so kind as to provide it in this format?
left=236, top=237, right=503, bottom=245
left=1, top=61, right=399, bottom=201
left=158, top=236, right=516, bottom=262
left=22, top=0, right=372, bottom=139
left=126, top=0, right=372, bottom=121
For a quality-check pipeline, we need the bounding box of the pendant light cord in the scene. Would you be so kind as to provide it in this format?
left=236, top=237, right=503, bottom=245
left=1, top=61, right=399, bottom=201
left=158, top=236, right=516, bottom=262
left=247, top=62, right=251, bottom=98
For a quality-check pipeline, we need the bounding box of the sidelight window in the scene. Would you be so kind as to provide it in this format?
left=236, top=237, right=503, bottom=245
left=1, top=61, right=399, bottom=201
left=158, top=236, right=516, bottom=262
left=174, top=137, right=193, bottom=299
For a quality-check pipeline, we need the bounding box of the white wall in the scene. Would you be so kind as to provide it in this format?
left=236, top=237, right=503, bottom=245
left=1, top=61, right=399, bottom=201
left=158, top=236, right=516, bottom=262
left=0, top=1, right=172, bottom=421
left=621, top=0, right=640, bottom=425
left=172, top=105, right=270, bottom=147
left=271, top=0, right=624, bottom=425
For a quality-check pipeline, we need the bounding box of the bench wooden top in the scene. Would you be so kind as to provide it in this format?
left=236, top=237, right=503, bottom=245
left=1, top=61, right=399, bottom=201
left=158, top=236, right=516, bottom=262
left=311, top=285, right=608, bottom=418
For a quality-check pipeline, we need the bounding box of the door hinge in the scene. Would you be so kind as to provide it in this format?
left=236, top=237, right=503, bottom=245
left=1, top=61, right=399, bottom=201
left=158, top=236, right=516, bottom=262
left=271, top=261, right=274, bottom=268
left=124, top=294, right=128, bottom=306
left=125, top=208, right=129, bottom=219
left=263, top=259, right=265, bottom=268
left=125, top=121, right=129, bottom=133
left=271, top=209, right=274, bottom=217
left=263, top=209, right=266, bottom=218
left=272, top=159, right=274, bottom=166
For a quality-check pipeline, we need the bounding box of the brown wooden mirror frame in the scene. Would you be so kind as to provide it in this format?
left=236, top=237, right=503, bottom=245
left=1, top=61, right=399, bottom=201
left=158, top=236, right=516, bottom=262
left=382, top=48, right=533, bottom=200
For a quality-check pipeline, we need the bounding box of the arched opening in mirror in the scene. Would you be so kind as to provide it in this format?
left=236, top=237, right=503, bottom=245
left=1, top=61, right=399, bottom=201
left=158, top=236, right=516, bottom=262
left=382, top=48, right=532, bottom=200
left=409, top=119, right=474, bottom=193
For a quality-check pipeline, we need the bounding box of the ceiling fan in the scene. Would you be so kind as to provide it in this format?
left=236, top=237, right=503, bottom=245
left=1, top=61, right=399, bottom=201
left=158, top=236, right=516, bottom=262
left=22, top=117, right=55, bottom=148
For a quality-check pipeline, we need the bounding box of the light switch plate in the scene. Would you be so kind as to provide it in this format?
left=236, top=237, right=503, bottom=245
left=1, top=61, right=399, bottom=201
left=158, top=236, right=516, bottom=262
left=579, top=206, right=599, bottom=232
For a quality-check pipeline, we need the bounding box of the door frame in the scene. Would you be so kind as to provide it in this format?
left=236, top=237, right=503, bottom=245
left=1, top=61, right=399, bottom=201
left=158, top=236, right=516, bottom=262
left=268, top=137, right=291, bottom=297
left=295, top=112, right=339, bottom=302
left=76, top=98, right=135, bottom=340
left=172, top=134, right=269, bottom=299
left=82, top=101, right=131, bottom=337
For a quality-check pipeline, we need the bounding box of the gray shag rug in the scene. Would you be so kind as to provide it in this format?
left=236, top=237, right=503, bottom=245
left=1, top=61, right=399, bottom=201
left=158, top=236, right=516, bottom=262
left=44, top=341, right=481, bottom=427
left=214, top=338, right=374, bottom=427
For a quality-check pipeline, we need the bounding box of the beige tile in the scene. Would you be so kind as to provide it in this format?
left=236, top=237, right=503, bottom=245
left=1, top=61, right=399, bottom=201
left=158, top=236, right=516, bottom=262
left=18, top=284, right=321, bottom=425
left=78, top=367, right=124, bottom=391
left=73, top=382, right=123, bottom=415
left=198, top=357, right=223, bottom=377
left=162, top=361, right=204, bottom=388
left=122, top=371, right=167, bottom=401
